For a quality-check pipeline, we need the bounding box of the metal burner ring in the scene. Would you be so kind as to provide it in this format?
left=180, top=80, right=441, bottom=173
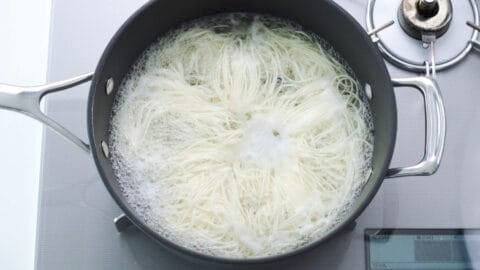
left=366, top=0, right=479, bottom=72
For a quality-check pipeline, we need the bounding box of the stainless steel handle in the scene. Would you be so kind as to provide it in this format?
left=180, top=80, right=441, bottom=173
left=386, top=76, right=446, bottom=178
left=0, top=73, right=94, bottom=153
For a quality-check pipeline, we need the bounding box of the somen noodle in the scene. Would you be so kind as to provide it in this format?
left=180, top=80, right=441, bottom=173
left=109, top=13, right=373, bottom=258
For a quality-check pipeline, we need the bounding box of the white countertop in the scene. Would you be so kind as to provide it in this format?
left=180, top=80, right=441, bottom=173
left=0, top=0, right=51, bottom=269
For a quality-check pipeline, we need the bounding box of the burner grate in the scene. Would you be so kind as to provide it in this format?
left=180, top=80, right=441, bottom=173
left=366, top=0, right=479, bottom=73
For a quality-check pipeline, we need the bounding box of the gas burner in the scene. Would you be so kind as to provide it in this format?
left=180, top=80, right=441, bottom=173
left=366, top=0, right=480, bottom=73
left=398, top=0, right=452, bottom=41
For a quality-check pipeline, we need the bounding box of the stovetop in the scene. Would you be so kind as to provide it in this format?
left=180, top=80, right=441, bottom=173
left=35, top=0, right=480, bottom=269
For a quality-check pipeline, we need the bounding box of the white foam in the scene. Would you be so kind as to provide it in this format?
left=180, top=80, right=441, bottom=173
left=109, top=13, right=374, bottom=258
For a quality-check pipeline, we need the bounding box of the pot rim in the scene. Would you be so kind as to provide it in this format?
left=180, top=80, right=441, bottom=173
left=87, top=0, right=395, bottom=264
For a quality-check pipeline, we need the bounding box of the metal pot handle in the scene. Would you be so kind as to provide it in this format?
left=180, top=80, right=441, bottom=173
left=0, top=73, right=94, bottom=153
left=386, top=76, right=446, bottom=178
left=0, top=74, right=446, bottom=176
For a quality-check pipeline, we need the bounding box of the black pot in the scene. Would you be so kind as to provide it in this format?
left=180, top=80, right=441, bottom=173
left=0, top=0, right=445, bottom=264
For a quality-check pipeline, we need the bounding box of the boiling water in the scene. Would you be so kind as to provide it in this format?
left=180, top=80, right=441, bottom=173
left=109, top=13, right=373, bottom=258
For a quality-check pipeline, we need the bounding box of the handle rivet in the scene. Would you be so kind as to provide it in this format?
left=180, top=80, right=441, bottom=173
left=106, top=78, right=114, bottom=95
left=101, top=141, right=110, bottom=158
left=365, top=83, right=373, bottom=100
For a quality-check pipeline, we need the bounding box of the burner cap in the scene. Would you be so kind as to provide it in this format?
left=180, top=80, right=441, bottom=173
left=398, top=0, right=453, bottom=40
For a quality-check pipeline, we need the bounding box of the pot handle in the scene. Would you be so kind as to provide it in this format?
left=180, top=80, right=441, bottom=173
left=386, top=76, right=446, bottom=178
left=0, top=73, right=94, bottom=153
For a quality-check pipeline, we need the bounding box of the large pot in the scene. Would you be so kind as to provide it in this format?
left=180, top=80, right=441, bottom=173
left=0, top=0, right=445, bottom=264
